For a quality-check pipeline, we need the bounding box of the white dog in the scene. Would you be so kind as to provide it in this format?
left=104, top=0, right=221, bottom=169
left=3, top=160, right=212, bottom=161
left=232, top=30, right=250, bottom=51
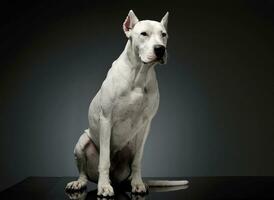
left=65, top=10, right=188, bottom=197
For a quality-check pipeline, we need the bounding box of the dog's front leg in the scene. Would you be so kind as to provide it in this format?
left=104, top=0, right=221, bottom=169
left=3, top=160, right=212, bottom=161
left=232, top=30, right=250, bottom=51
left=97, top=114, right=114, bottom=197
left=130, top=120, right=151, bottom=194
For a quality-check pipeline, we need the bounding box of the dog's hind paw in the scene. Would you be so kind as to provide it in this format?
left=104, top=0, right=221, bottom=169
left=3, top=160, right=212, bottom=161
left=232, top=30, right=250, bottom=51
left=65, top=180, right=87, bottom=191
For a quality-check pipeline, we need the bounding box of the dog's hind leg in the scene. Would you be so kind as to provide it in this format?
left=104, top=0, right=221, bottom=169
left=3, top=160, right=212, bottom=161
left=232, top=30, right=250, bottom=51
left=65, top=130, right=99, bottom=191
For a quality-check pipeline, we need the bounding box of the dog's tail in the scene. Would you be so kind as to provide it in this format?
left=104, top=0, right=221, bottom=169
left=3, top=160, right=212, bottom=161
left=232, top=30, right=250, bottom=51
left=145, top=180, right=189, bottom=187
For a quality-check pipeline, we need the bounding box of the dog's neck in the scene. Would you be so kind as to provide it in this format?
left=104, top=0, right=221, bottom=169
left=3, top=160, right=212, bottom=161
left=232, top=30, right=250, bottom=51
left=121, top=40, right=157, bottom=89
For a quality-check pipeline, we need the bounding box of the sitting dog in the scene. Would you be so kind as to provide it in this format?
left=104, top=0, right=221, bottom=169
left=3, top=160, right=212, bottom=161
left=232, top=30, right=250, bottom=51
left=65, top=10, right=188, bottom=197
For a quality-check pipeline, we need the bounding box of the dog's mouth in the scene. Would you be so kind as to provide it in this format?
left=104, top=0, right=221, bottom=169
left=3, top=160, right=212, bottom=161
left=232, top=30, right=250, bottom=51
left=142, top=58, right=164, bottom=65
left=140, top=52, right=167, bottom=65
left=142, top=56, right=166, bottom=65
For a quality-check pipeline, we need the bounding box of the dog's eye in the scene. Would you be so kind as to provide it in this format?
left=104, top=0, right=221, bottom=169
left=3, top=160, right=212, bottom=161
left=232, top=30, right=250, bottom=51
left=141, top=32, right=148, bottom=36
left=162, top=32, right=167, bottom=37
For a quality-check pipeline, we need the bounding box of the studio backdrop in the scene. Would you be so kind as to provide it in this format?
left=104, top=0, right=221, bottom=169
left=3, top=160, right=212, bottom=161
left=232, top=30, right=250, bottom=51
left=1, top=0, right=274, bottom=191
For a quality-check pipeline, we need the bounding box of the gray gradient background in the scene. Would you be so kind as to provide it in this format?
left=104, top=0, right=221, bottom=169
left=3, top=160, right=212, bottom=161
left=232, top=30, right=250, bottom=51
left=1, top=0, right=274, bottom=191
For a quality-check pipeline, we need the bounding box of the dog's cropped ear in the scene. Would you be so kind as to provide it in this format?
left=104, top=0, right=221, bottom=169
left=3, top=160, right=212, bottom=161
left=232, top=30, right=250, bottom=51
left=161, top=12, right=169, bottom=30
left=123, top=10, right=139, bottom=38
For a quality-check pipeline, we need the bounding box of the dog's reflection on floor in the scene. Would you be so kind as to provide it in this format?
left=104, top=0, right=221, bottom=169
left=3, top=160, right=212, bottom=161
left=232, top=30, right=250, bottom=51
left=65, top=185, right=189, bottom=200
left=66, top=189, right=145, bottom=200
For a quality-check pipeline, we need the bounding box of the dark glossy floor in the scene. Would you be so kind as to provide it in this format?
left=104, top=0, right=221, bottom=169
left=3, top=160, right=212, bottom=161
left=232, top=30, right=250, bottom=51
left=1, top=177, right=274, bottom=199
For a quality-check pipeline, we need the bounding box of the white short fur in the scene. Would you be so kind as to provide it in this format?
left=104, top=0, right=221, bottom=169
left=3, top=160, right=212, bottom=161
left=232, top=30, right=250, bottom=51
left=65, top=10, right=188, bottom=197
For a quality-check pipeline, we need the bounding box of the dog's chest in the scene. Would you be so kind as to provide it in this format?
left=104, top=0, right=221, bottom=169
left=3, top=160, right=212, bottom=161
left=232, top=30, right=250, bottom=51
left=111, top=86, right=157, bottom=146
left=124, top=86, right=147, bottom=108
left=113, top=86, right=152, bottom=121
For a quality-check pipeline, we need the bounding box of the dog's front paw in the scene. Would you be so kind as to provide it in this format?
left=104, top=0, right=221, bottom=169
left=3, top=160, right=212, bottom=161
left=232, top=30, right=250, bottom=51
left=131, top=179, right=147, bottom=194
left=97, top=182, right=114, bottom=197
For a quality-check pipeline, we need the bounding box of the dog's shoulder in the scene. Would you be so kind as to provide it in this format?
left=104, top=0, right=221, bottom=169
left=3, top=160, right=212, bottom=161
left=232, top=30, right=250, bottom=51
left=96, top=60, right=131, bottom=115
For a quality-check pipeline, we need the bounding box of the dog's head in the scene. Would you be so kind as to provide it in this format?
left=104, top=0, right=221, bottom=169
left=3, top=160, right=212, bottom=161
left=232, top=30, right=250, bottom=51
left=123, top=10, right=169, bottom=64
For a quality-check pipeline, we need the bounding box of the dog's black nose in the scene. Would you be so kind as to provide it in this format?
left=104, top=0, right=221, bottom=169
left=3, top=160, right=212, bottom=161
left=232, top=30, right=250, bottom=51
left=154, top=45, right=165, bottom=58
